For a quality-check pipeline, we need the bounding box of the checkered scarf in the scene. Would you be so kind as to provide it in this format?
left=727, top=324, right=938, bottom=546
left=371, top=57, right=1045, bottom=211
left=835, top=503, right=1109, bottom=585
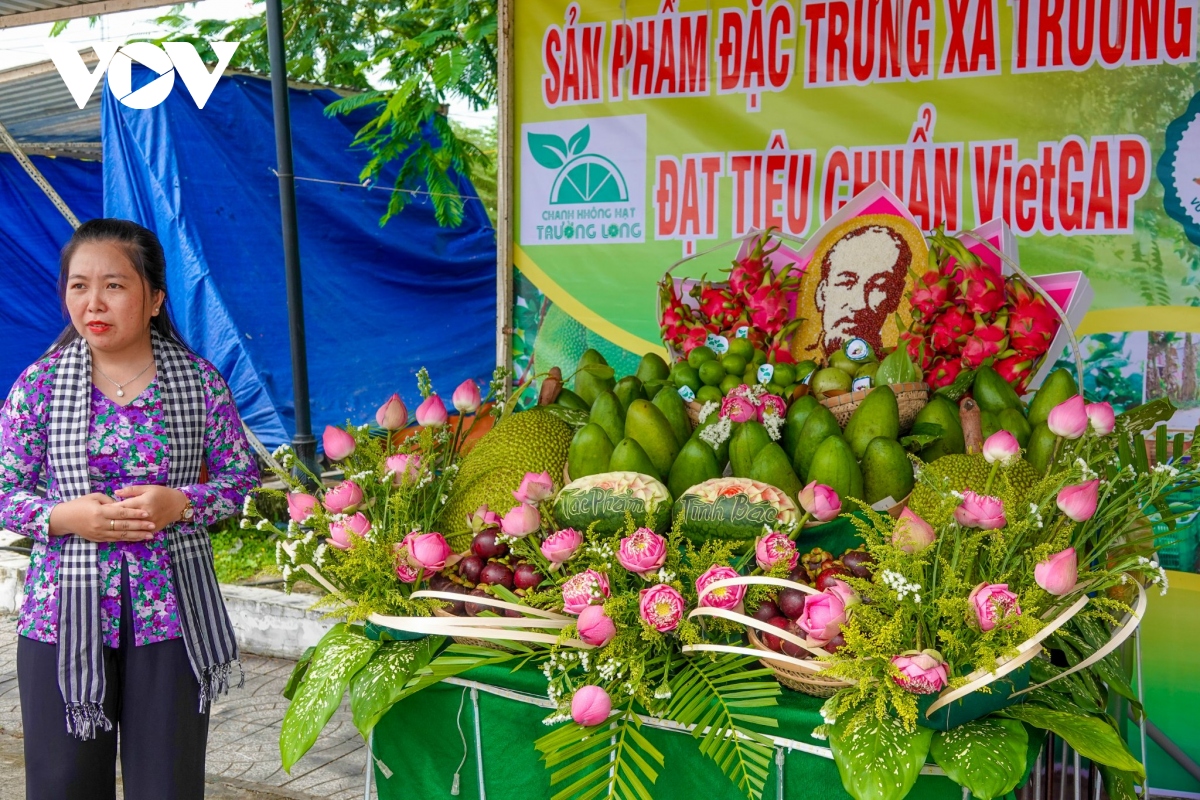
left=48, top=331, right=241, bottom=740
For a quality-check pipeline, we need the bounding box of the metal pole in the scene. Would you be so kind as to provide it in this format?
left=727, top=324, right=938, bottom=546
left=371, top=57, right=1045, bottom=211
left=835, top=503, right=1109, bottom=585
left=264, top=0, right=318, bottom=478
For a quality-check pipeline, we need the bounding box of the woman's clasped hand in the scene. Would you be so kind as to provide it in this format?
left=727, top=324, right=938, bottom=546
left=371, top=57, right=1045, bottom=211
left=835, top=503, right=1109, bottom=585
left=47, top=486, right=185, bottom=542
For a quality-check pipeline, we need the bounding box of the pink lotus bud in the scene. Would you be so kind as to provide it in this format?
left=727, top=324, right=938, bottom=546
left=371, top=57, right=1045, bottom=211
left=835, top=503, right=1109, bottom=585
left=328, top=512, right=371, bottom=550
left=1086, top=402, right=1115, bottom=435
left=721, top=395, right=757, bottom=423
left=415, top=394, right=448, bottom=427
left=1047, top=395, right=1088, bottom=439
left=286, top=492, right=317, bottom=523
left=758, top=395, right=786, bottom=422
left=401, top=532, right=453, bottom=571
left=322, top=425, right=356, bottom=461
left=571, top=685, right=612, bottom=726
left=513, top=471, right=555, bottom=506
left=562, top=570, right=610, bottom=615
left=467, top=504, right=501, bottom=533
left=452, top=380, right=481, bottom=414
left=576, top=604, right=616, bottom=647
left=323, top=481, right=364, bottom=514
left=798, top=481, right=841, bottom=522
left=892, top=508, right=936, bottom=553
left=982, top=430, right=1021, bottom=465
left=394, top=559, right=419, bottom=583
left=386, top=453, right=421, bottom=485
left=638, top=584, right=685, bottom=632
left=1056, top=479, right=1099, bottom=522
left=797, top=590, right=847, bottom=643
left=541, top=528, right=583, bottom=565
left=891, top=650, right=949, bottom=694
left=1035, top=547, right=1078, bottom=595
left=755, top=531, right=799, bottom=571
left=500, top=504, right=541, bottom=538
left=969, top=582, right=1022, bottom=631
left=616, top=528, right=668, bottom=578
left=825, top=578, right=860, bottom=611
left=696, top=565, right=745, bottom=611
left=375, top=394, right=408, bottom=429
left=954, top=491, right=1006, bottom=530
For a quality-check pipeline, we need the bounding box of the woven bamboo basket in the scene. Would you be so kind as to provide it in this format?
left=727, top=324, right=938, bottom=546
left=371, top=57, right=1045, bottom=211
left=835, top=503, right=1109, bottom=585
left=746, top=628, right=854, bottom=698
left=433, top=606, right=516, bottom=653
left=820, top=382, right=929, bottom=431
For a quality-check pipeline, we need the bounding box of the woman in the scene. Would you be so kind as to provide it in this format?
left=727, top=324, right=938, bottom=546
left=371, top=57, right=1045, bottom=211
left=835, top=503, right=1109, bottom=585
left=0, top=218, right=259, bottom=799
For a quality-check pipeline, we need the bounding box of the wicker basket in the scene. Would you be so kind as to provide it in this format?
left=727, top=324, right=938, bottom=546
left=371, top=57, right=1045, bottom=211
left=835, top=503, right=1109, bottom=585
left=433, top=606, right=516, bottom=653
left=820, top=382, right=929, bottom=431
left=746, top=628, right=854, bottom=698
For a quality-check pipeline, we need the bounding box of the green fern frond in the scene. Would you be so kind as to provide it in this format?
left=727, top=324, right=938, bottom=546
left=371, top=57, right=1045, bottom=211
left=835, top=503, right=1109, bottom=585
left=535, top=704, right=665, bottom=800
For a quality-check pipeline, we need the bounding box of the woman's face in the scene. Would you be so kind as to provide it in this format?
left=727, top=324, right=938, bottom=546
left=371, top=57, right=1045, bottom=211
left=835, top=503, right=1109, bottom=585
left=64, top=241, right=163, bottom=354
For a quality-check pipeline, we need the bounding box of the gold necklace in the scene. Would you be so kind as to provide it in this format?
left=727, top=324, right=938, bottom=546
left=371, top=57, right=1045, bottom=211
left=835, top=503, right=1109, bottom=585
left=94, top=359, right=154, bottom=398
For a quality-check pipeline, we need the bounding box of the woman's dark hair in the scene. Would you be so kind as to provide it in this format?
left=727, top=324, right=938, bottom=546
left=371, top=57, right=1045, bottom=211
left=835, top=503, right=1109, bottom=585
left=49, top=218, right=189, bottom=353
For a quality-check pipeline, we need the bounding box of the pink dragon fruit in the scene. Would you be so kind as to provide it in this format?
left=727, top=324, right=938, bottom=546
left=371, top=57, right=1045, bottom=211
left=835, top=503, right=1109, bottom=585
left=960, top=313, right=1011, bottom=369
left=900, top=331, right=933, bottom=372
left=910, top=270, right=955, bottom=321
left=693, top=281, right=743, bottom=331
left=993, top=353, right=1035, bottom=393
left=958, top=264, right=1006, bottom=316
left=929, top=307, right=975, bottom=357
left=928, top=356, right=966, bottom=389
left=659, top=283, right=696, bottom=350
left=1008, top=294, right=1058, bottom=358
left=679, top=323, right=717, bottom=355
left=726, top=230, right=777, bottom=295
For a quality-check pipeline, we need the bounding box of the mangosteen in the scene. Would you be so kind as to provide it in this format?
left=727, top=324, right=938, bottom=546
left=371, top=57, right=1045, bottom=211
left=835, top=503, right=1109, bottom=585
left=751, top=600, right=780, bottom=623
left=801, top=547, right=834, bottom=578
left=788, top=564, right=812, bottom=585
left=777, top=588, right=807, bottom=620
left=815, top=565, right=851, bottom=591
left=824, top=632, right=846, bottom=653
left=428, top=573, right=453, bottom=592
left=478, top=562, right=515, bottom=590
left=841, top=548, right=874, bottom=579
left=464, top=588, right=490, bottom=617
left=458, top=555, right=484, bottom=585
left=443, top=584, right=467, bottom=615
left=761, top=616, right=791, bottom=652
left=513, top=562, right=544, bottom=591
left=471, top=529, right=509, bottom=559
left=781, top=621, right=809, bottom=659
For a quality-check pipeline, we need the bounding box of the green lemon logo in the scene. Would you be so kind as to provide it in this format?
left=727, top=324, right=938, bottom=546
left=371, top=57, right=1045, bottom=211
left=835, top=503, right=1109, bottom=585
left=528, top=125, right=630, bottom=206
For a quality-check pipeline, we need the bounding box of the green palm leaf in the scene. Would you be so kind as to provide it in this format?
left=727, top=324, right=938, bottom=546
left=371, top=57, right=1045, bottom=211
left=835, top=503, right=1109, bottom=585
left=535, top=703, right=665, bottom=800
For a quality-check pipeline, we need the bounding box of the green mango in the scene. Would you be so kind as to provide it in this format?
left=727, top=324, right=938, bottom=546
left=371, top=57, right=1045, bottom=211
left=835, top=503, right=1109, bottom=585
left=861, top=437, right=914, bottom=505
left=783, top=395, right=822, bottom=463
left=916, top=395, right=965, bottom=462
left=613, top=375, right=647, bottom=414
left=609, top=438, right=661, bottom=480
left=829, top=349, right=858, bottom=374
left=749, top=442, right=804, bottom=498
left=574, top=349, right=615, bottom=407
left=567, top=423, right=614, bottom=481
left=692, top=413, right=731, bottom=466
left=843, top=386, right=900, bottom=459
left=998, top=408, right=1032, bottom=448
left=668, top=437, right=723, bottom=499
left=555, top=388, right=590, bottom=411
left=730, top=421, right=774, bottom=478
left=635, top=352, right=671, bottom=398
left=590, top=391, right=625, bottom=452
left=980, top=410, right=1000, bottom=440
left=1026, top=422, right=1058, bottom=475
left=806, top=435, right=863, bottom=504
left=794, top=404, right=842, bottom=479
left=973, top=365, right=1024, bottom=413
left=624, top=399, right=682, bottom=477
left=1027, top=369, right=1079, bottom=428
left=653, top=386, right=693, bottom=450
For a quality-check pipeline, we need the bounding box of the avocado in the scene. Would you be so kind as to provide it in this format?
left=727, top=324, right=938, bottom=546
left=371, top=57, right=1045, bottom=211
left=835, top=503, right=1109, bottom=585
left=998, top=408, right=1032, bottom=448
left=783, top=395, right=822, bottom=465
left=575, top=349, right=615, bottom=407
left=669, top=437, right=723, bottom=499
left=806, top=435, right=864, bottom=504
left=843, top=386, right=901, bottom=459
left=1027, top=369, right=1079, bottom=428
left=749, top=442, right=804, bottom=498
left=973, top=365, right=1024, bottom=413
left=730, top=421, right=774, bottom=478
left=1026, top=422, right=1058, bottom=474
left=794, top=404, right=842, bottom=479
left=613, top=376, right=647, bottom=415
left=590, top=391, right=625, bottom=453
left=653, top=386, right=693, bottom=450
left=862, top=437, right=914, bottom=505
left=635, top=352, right=671, bottom=398
left=609, top=438, right=661, bottom=480
left=624, top=399, right=682, bottom=477
left=916, top=395, right=966, bottom=462
left=568, top=423, right=614, bottom=480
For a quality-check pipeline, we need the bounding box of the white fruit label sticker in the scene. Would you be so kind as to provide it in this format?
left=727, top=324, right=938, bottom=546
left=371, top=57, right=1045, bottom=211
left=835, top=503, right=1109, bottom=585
left=757, top=364, right=774, bottom=385
left=706, top=334, right=729, bottom=354
left=845, top=338, right=872, bottom=361
left=735, top=326, right=749, bottom=339
left=677, top=385, right=696, bottom=402
left=852, top=375, right=873, bottom=391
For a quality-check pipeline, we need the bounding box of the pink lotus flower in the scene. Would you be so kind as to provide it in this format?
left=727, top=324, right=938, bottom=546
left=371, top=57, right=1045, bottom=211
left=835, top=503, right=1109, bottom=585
left=571, top=685, right=612, bottom=726
left=322, top=425, right=356, bottom=461
left=401, top=532, right=453, bottom=571
left=1056, top=480, right=1099, bottom=522
left=467, top=504, right=500, bottom=533
left=1035, top=547, right=1079, bottom=595
left=1047, top=395, right=1088, bottom=439
left=969, top=582, right=1022, bottom=631
left=982, top=430, right=1021, bottom=465
left=758, top=395, right=787, bottom=422
left=415, top=394, right=448, bottom=427
left=541, top=528, right=583, bottom=565
left=797, top=590, right=847, bottom=644
left=696, top=565, right=745, bottom=611
left=562, top=570, right=610, bottom=615
left=452, top=380, right=481, bottom=414
left=825, top=578, right=860, bottom=610
left=500, top=504, right=541, bottom=538
left=375, top=394, right=408, bottom=429
left=958, top=264, right=1006, bottom=315
left=892, top=508, right=936, bottom=553
left=394, top=559, right=419, bottom=583
left=513, top=471, right=555, bottom=505
left=954, top=491, right=1006, bottom=530
left=617, top=528, right=668, bottom=577
left=323, top=481, right=363, bottom=514
left=891, top=650, right=949, bottom=694
left=721, top=395, right=757, bottom=423
left=328, top=512, right=371, bottom=551
left=755, top=531, right=799, bottom=571
left=639, top=584, right=685, bottom=632
left=1086, top=402, right=1115, bottom=435
left=287, top=492, right=317, bottom=523
left=386, top=453, right=421, bottom=484
left=576, top=604, right=616, bottom=647
left=799, top=481, right=841, bottom=522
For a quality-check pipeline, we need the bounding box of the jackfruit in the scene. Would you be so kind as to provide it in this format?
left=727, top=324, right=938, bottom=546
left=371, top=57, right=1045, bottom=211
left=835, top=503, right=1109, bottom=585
left=907, top=453, right=1041, bottom=528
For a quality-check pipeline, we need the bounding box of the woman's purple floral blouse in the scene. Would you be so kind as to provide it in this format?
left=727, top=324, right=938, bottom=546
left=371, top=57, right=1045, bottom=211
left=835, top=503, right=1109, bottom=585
left=0, top=349, right=258, bottom=647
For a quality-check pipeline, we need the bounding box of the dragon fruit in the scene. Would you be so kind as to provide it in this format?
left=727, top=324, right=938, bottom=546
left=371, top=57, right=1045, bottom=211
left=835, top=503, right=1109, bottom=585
left=929, top=307, right=975, bottom=356
left=993, top=353, right=1036, bottom=393
left=910, top=270, right=955, bottom=321
left=900, top=331, right=933, bottom=372
left=679, top=323, right=717, bottom=355
left=659, top=282, right=696, bottom=349
left=726, top=230, right=778, bottom=295
left=693, top=280, right=743, bottom=332
left=927, top=356, right=966, bottom=389
left=958, top=264, right=1006, bottom=315
left=960, top=313, right=1011, bottom=369
left=1007, top=285, right=1058, bottom=357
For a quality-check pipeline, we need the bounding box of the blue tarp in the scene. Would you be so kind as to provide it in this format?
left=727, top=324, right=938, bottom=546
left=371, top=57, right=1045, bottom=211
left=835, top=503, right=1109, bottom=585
left=99, top=72, right=497, bottom=448
left=0, top=154, right=104, bottom=387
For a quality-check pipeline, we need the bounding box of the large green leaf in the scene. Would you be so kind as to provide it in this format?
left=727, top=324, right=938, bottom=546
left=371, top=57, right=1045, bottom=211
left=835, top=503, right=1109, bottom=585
left=282, top=646, right=316, bottom=701
left=931, top=718, right=1029, bottom=800
left=1000, top=707, right=1145, bottom=779
left=535, top=704, right=665, bottom=800
left=829, top=715, right=934, bottom=800
left=349, top=636, right=443, bottom=738
left=1100, top=764, right=1140, bottom=800
left=280, top=624, right=380, bottom=771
